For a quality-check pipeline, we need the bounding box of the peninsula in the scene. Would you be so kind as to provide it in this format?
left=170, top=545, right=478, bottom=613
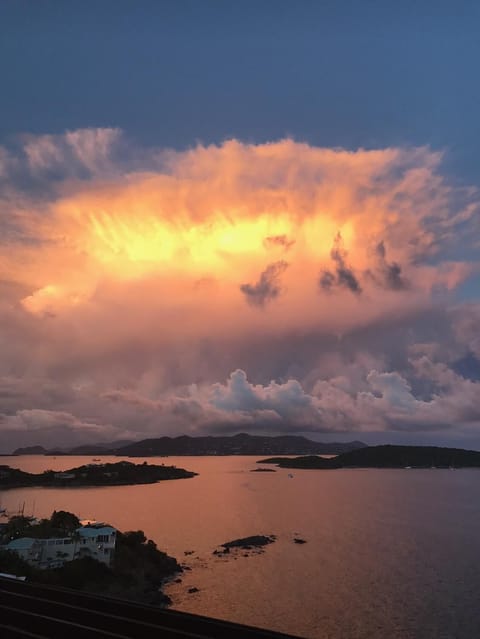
left=258, top=445, right=480, bottom=469
left=0, top=461, right=197, bottom=489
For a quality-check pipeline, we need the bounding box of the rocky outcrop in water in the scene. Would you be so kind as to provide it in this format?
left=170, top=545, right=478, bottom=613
left=220, top=535, right=276, bottom=551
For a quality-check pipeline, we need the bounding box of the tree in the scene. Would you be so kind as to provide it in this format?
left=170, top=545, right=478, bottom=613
left=119, top=530, right=147, bottom=547
left=3, top=516, right=32, bottom=540
left=50, top=511, right=80, bottom=534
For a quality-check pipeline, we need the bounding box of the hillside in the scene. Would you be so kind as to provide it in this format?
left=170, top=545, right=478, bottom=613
left=114, top=434, right=366, bottom=457
left=0, top=461, right=197, bottom=489
left=258, top=445, right=480, bottom=469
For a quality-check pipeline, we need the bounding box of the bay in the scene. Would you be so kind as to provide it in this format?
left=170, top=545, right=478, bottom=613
left=1, top=455, right=480, bottom=639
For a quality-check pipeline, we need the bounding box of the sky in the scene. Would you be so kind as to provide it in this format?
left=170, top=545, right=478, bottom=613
left=0, top=2, right=480, bottom=452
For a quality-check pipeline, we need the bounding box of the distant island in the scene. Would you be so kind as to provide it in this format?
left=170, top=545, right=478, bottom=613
left=258, top=445, right=480, bottom=469
left=13, top=434, right=366, bottom=457
left=12, top=439, right=135, bottom=457
left=0, top=461, right=197, bottom=489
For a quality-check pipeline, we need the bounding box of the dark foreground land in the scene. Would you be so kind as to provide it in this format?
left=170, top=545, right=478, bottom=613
left=0, top=512, right=182, bottom=607
left=0, top=461, right=197, bottom=489
left=258, top=445, right=480, bottom=469
left=0, top=576, right=300, bottom=639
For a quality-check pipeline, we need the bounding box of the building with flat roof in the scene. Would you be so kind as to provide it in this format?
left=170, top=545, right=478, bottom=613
left=4, top=524, right=116, bottom=569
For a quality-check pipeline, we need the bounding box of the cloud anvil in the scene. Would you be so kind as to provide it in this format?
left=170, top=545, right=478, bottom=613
left=0, top=131, right=479, bottom=451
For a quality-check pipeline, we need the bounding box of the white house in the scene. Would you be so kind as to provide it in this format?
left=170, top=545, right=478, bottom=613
left=76, top=524, right=116, bottom=565
left=5, top=538, right=43, bottom=564
left=4, top=523, right=116, bottom=569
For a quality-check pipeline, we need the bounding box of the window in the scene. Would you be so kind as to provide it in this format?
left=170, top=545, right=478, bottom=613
left=97, top=534, right=110, bottom=543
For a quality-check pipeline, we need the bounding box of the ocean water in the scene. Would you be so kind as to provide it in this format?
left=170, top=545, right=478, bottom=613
left=2, top=455, right=480, bottom=639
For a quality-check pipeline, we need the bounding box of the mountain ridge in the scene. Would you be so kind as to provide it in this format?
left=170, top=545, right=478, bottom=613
left=13, top=434, right=367, bottom=457
left=114, top=434, right=366, bottom=456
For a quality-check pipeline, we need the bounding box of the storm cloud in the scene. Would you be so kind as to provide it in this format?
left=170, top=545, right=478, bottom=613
left=0, top=131, right=479, bottom=451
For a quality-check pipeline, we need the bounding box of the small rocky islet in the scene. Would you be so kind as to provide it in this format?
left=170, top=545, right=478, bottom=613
left=212, top=534, right=277, bottom=558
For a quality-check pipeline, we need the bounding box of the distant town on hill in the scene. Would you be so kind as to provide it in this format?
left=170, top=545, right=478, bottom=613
left=12, top=434, right=367, bottom=457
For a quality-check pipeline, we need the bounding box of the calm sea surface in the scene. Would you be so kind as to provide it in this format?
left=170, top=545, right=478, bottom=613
left=1, top=455, right=480, bottom=639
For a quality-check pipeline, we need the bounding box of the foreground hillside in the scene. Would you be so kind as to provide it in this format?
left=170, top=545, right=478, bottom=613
left=0, top=512, right=180, bottom=606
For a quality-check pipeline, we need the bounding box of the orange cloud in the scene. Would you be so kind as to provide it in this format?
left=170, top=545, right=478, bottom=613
left=2, top=137, right=472, bottom=342
left=2, top=131, right=480, bottom=450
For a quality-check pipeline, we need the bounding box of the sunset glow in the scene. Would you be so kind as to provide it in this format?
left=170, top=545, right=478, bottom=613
left=0, top=128, right=478, bottom=452
left=3, top=7, right=480, bottom=638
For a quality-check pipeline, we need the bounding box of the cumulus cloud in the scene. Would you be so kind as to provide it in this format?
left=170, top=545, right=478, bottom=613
left=97, top=362, right=480, bottom=437
left=0, top=130, right=479, bottom=450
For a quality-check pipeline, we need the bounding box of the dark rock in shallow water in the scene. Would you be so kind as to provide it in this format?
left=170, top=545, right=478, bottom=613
left=293, top=538, right=307, bottom=544
left=250, top=468, right=276, bottom=472
left=187, top=587, right=199, bottom=594
left=221, top=535, right=276, bottom=549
